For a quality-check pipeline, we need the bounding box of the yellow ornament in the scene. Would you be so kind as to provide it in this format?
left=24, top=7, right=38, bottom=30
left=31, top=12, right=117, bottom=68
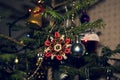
left=27, top=6, right=43, bottom=27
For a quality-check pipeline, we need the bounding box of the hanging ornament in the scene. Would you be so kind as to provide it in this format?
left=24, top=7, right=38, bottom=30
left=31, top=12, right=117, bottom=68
left=71, top=36, right=85, bottom=57
left=44, top=32, right=71, bottom=60
left=81, top=32, right=100, bottom=53
left=27, top=6, right=44, bottom=27
left=80, top=10, right=90, bottom=23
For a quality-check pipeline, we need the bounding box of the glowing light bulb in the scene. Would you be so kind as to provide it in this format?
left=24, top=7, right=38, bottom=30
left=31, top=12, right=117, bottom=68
left=14, top=57, right=19, bottom=64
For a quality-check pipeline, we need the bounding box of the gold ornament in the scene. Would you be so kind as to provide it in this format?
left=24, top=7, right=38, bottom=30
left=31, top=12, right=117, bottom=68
left=27, top=6, right=43, bottom=27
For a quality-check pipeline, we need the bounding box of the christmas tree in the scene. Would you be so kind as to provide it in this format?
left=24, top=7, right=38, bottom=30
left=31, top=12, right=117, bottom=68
left=0, top=0, right=120, bottom=80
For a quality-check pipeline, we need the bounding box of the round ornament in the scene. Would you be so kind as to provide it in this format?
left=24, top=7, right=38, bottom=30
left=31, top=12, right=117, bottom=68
left=44, top=32, right=71, bottom=60
left=71, top=42, right=85, bottom=57
left=80, top=10, right=90, bottom=23
left=81, top=32, right=100, bottom=53
left=71, top=37, right=85, bottom=57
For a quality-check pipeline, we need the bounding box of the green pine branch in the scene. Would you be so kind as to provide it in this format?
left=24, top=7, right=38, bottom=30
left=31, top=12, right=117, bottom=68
left=67, top=19, right=105, bottom=39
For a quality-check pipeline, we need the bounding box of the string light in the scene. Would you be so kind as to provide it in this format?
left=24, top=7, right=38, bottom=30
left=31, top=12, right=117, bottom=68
left=26, top=34, right=30, bottom=38
left=27, top=51, right=44, bottom=80
left=20, top=40, right=24, bottom=44
left=28, top=9, right=32, bottom=12
left=71, top=1, right=76, bottom=24
left=14, top=57, right=19, bottom=64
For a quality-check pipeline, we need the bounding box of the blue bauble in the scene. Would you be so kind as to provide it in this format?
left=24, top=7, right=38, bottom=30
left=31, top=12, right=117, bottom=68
left=71, top=42, right=85, bottom=57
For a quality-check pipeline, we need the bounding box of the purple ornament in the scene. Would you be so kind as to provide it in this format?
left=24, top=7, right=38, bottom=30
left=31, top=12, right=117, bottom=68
left=80, top=10, right=90, bottom=23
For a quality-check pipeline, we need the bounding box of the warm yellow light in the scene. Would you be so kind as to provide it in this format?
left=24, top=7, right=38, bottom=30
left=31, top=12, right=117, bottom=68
left=14, top=57, right=19, bottom=64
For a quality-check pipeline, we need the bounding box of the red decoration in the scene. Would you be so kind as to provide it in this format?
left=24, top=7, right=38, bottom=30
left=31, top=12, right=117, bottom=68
left=65, top=38, right=71, bottom=44
left=55, top=32, right=60, bottom=38
left=44, top=32, right=71, bottom=60
left=56, top=55, right=63, bottom=60
left=33, top=6, right=44, bottom=14
left=65, top=48, right=70, bottom=54
left=44, top=40, right=50, bottom=46
left=45, top=52, right=51, bottom=57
